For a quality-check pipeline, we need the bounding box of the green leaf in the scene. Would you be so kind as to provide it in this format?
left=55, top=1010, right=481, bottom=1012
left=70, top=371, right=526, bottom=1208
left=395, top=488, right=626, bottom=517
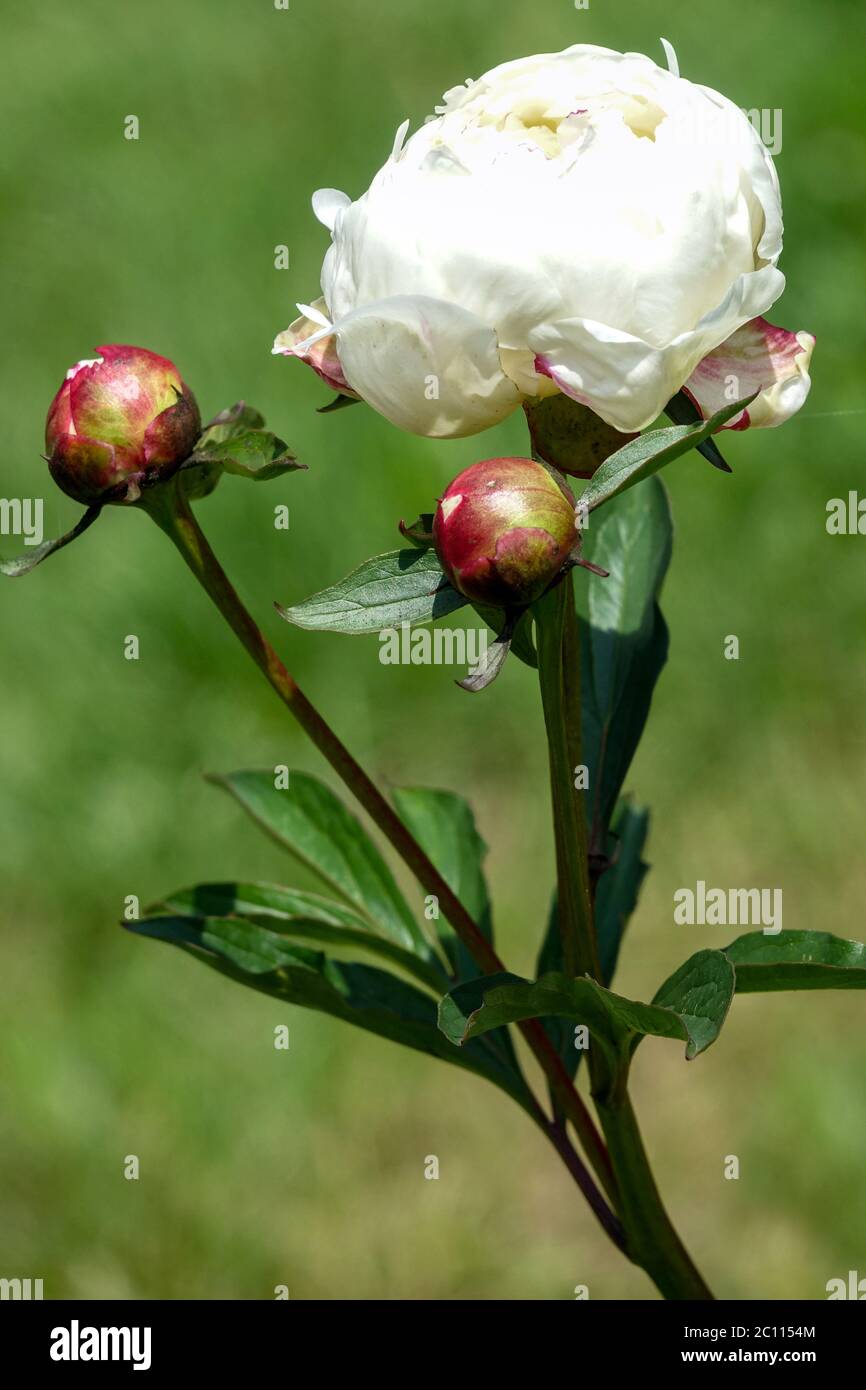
left=440, top=952, right=734, bottom=1063
left=725, top=930, right=866, bottom=992
left=180, top=401, right=303, bottom=496
left=207, top=770, right=433, bottom=960
left=595, top=803, right=650, bottom=985
left=664, top=390, right=731, bottom=472
left=150, top=880, right=447, bottom=991
left=391, top=787, right=525, bottom=1076
left=0, top=504, right=102, bottom=578
left=190, top=431, right=302, bottom=482
left=576, top=478, right=672, bottom=845
left=128, top=914, right=534, bottom=1112
left=648, top=949, right=736, bottom=1058
left=276, top=548, right=467, bottom=634
left=392, top=788, right=492, bottom=976
left=317, top=393, right=361, bottom=414
left=196, top=402, right=267, bottom=441
left=577, top=394, right=754, bottom=513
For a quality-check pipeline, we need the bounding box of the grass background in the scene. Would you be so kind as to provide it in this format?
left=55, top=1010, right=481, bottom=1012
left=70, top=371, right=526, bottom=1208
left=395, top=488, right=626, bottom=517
left=2, top=0, right=865, bottom=1299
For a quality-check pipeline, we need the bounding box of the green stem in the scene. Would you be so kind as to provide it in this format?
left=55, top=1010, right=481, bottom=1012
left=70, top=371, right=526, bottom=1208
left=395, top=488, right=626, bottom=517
left=141, top=476, right=618, bottom=1222
left=534, top=580, right=600, bottom=980
left=594, top=1090, right=714, bottom=1300
left=535, top=571, right=713, bottom=1299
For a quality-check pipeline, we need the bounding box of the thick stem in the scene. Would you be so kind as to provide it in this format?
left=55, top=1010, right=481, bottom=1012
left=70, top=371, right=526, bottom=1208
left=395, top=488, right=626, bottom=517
left=534, top=580, right=601, bottom=980
left=536, top=571, right=713, bottom=1299
left=593, top=1091, right=714, bottom=1300
left=142, top=477, right=617, bottom=1216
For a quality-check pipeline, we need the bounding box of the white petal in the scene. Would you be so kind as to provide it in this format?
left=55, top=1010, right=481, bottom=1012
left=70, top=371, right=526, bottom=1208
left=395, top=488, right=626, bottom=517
left=659, top=37, right=679, bottom=78
left=311, top=188, right=350, bottom=233
left=529, top=264, right=785, bottom=432
left=331, top=295, right=520, bottom=438
left=684, top=316, right=815, bottom=429
left=391, top=118, right=410, bottom=161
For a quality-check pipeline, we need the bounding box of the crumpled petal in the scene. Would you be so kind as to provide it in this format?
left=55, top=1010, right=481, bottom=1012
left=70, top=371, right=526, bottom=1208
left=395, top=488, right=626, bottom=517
left=327, top=295, right=521, bottom=438
left=683, top=316, right=815, bottom=429
left=529, top=264, right=785, bottom=432
left=272, top=298, right=358, bottom=397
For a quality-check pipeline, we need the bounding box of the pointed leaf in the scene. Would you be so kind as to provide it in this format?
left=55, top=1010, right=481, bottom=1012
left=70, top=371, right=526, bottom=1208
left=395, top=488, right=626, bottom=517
left=276, top=548, right=467, bottom=634
left=318, top=394, right=361, bottom=414
left=207, top=770, right=433, bottom=959
left=440, top=953, right=734, bottom=1062
left=196, top=402, right=267, bottom=441
left=725, top=930, right=866, bottom=992
left=577, top=394, right=754, bottom=513
left=392, top=788, right=492, bottom=977
left=0, top=504, right=102, bottom=577
left=648, top=949, right=736, bottom=1058
left=181, top=402, right=302, bottom=495
left=594, top=803, right=650, bottom=985
left=150, top=881, right=447, bottom=990
left=190, top=430, right=302, bottom=481
left=575, top=478, right=672, bottom=846
left=128, top=915, right=534, bottom=1111
left=664, top=390, right=731, bottom=472
left=391, top=787, right=522, bottom=1075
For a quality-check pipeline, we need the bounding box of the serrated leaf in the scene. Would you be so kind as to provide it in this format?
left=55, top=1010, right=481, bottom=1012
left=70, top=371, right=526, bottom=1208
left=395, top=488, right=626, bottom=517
left=128, top=914, right=534, bottom=1111
left=577, top=394, right=754, bottom=513
left=0, top=504, right=102, bottom=578
left=440, top=952, right=734, bottom=1063
left=207, top=770, right=433, bottom=960
left=277, top=548, right=467, bottom=634
left=575, top=478, right=672, bottom=847
left=725, top=930, right=866, bottom=992
left=150, top=880, right=447, bottom=990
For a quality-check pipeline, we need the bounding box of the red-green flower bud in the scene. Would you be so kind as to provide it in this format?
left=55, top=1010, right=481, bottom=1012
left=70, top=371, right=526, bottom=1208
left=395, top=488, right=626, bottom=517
left=45, top=345, right=201, bottom=504
left=433, top=456, right=577, bottom=607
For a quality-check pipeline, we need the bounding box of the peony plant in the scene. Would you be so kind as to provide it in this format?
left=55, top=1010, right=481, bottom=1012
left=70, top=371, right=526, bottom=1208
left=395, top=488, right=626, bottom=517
left=8, top=39, right=862, bottom=1302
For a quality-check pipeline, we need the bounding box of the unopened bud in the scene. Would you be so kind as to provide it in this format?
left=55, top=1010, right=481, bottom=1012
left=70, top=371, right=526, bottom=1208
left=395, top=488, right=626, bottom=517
left=433, top=456, right=576, bottom=606
left=45, top=345, right=200, bottom=504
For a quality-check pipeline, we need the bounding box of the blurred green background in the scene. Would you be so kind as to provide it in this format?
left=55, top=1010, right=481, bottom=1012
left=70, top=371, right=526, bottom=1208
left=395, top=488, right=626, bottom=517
left=2, top=0, right=865, bottom=1301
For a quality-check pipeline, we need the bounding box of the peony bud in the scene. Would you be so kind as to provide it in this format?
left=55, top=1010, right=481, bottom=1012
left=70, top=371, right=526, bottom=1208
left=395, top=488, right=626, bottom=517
left=433, top=457, right=577, bottom=607
left=45, top=345, right=201, bottom=504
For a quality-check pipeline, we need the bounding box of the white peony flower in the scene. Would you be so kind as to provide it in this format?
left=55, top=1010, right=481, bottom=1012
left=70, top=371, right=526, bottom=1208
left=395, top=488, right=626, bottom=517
left=275, top=41, right=813, bottom=439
